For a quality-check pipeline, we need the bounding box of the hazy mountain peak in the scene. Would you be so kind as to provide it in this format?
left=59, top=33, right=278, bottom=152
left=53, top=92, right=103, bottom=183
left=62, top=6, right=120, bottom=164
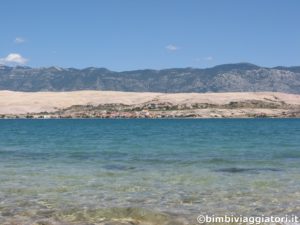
left=210, top=62, right=260, bottom=71
left=0, top=63, right=299, bottom=93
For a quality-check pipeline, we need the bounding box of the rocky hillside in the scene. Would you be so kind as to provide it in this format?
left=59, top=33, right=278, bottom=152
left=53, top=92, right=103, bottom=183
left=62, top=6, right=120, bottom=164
left=0, top=63, right=300, bottom=93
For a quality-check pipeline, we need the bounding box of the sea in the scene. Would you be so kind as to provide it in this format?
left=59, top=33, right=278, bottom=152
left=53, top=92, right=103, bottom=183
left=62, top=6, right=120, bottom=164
left=0, top=119, right=300, bottom=225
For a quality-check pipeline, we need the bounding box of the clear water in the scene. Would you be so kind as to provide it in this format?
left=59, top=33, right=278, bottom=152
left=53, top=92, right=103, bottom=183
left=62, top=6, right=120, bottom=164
left=0, top=119, right=300, bottom=225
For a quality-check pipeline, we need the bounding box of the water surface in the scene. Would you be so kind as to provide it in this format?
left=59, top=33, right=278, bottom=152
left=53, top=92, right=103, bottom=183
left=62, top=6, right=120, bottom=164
left=0, top=119, right=300, bottom=224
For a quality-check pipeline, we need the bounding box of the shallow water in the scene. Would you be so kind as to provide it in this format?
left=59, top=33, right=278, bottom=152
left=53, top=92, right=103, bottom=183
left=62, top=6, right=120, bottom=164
left=0, top=119, right=300, bottom=224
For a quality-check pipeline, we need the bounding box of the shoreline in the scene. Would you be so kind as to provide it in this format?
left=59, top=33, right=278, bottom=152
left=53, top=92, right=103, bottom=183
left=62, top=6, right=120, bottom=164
left=2, top=114, right=300, bottom=119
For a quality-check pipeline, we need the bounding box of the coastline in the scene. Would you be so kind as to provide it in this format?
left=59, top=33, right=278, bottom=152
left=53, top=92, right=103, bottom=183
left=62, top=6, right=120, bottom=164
left=2, top=111, right=300, bottom=119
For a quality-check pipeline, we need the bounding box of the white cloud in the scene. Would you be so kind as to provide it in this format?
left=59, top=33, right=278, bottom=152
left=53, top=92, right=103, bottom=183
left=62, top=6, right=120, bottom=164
left=165, top=44, right=179, bottom=51
left=0, top=53, right=28, bottom=65
left=204, top=56, right=213, bottom=61
left=14, top=37, right=25, bottom=44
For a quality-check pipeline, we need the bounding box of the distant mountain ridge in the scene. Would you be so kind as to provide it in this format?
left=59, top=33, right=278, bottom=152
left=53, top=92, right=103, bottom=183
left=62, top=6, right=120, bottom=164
left=0, top=63, right=300, bottom=93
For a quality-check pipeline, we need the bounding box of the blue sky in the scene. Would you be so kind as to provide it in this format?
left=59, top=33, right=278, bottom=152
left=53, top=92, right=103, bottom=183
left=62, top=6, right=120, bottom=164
left=1, top=0, right=300, bottom=70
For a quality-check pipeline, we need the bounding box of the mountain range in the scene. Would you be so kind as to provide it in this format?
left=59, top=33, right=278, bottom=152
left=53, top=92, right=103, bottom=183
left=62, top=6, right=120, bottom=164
left=0, top=63, right=300, bottom=93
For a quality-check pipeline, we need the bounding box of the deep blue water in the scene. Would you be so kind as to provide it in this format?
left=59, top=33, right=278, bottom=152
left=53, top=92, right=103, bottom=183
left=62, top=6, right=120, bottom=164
left=0, top=119, right=300, bottom=224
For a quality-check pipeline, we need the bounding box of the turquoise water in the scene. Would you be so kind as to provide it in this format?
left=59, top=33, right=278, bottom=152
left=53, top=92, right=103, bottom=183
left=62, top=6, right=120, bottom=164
left=0, top=119, right=300, bottom=225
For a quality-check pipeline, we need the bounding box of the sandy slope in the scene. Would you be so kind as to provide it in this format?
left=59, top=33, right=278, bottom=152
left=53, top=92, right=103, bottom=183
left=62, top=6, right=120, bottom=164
left=0, top=90, right=300, bottom=115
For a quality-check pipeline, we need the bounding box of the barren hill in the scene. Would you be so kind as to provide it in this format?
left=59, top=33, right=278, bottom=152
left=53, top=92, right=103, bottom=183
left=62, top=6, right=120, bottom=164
left=1, top=91, right=299, bottom=118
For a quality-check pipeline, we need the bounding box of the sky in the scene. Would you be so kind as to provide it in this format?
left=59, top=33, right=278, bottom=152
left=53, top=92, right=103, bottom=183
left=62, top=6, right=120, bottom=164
left=1, top=0, right=300, bottom=71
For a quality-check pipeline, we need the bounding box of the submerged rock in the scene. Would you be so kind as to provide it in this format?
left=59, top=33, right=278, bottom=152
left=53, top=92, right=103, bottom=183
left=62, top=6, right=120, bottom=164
left=102, top=222, right=137, bottom=225
left=55, top=207, right=173, bottom=225
left=215, top=167, right=282, bottom=173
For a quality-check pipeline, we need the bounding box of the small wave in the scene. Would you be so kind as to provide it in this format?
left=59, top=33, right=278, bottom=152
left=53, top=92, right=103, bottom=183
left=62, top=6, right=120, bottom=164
left=103, top=164, right=136, bottom=171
